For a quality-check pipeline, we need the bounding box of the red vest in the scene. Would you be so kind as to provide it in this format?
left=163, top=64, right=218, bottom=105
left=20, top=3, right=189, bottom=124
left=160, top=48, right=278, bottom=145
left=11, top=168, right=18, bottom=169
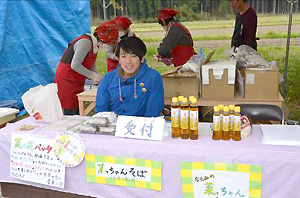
left=171, top=22, right=196, bottom=67
left=54, top=35, right=98, bottom=109
left=56, top=35, right=97, bottom=83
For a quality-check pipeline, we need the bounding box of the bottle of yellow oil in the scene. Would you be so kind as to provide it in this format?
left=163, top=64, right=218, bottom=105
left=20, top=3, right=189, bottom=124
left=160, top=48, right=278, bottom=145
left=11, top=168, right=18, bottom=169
left=180, top=97, right=190, bottom=139
left=171, top=97, right=180, bottom=138
left=218, top=104, right=224, bottom=136
left=222, top=106, right=230, bottom=141
left=229, top=105, right=235, bottom=139
left=189, top=98, right=198, bottom=140
left=233, top=106, right=241, bottom=141
left=212, top=106, right=221, bottom=140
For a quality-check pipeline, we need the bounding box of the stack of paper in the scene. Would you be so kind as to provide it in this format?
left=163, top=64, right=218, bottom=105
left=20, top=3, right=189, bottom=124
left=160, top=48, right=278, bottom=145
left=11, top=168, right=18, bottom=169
left=261, top=125, right=300, bottom=146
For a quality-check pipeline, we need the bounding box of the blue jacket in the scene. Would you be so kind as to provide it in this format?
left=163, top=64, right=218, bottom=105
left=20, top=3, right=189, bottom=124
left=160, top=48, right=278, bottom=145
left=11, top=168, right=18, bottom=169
left=95, top=62, right=164, bottom=117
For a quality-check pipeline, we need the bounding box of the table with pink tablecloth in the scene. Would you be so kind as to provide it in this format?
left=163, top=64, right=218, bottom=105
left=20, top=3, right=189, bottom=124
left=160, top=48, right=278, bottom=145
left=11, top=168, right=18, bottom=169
left=1, top=117, right=300, bottom=198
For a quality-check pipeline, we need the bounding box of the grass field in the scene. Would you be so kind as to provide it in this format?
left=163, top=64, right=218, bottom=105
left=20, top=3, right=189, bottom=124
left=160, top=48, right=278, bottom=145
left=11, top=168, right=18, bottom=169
left=93, top=14, right=300, bottom=121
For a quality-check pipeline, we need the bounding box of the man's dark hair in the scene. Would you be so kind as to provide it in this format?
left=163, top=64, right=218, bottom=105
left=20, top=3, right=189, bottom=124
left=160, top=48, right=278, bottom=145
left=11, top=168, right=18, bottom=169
left=115, top=36, right=147, bottom=60
left=158, top=17, right=175, bottom=27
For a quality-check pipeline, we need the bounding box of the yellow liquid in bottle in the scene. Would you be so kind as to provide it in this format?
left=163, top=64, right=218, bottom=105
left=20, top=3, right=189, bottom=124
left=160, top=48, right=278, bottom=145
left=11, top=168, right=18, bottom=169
left=222, top=107, right=230, bottom=141
left=189, top=100, right=198, bottom=140
left=180, top=98, right=190, bottom=139
left=212, top=106, right=221, bottom=140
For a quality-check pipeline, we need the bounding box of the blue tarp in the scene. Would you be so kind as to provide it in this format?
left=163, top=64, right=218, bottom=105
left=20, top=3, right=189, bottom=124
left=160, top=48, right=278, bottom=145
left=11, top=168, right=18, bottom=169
left=0, top=0, right=91, bottom=107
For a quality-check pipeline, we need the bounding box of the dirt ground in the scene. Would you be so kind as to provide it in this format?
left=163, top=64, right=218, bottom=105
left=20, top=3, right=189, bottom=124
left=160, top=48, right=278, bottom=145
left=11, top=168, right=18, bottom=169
left=137, top=24, right=300, bottom=49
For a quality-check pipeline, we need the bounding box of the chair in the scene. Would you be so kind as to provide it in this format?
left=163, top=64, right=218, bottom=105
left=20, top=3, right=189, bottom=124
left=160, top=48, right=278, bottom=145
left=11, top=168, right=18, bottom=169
left=236, top=104, right=284, bottom=124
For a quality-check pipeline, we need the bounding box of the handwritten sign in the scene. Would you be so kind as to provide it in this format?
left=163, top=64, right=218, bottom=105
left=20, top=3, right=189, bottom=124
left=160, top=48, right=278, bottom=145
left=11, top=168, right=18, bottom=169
left=115, top=115, right=167, bottom=141
left=85, top=155, right=162, bottom=191
left=53, top=131, right=85, bottom=167
left=10, top=133, right=65, bottom=188
left=180, top=162, right=262, bottom=198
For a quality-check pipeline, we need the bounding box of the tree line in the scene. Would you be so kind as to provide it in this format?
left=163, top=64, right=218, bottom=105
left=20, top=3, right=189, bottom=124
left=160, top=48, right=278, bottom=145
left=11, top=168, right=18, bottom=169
left=91, top=0, right=299, bottom=22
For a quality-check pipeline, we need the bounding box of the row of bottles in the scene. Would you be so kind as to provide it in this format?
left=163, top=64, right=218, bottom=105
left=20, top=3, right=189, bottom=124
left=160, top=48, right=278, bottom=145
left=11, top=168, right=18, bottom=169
left=212, top=104, right=241, bottom=141
left=171, top=96, right=198, bottom=140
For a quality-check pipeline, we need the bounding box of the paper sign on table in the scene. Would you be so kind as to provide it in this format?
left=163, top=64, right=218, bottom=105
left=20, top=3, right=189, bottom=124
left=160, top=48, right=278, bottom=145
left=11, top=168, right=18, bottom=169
left=53, top=131, right=85, bottom=167
left=261, top=124, right=300, bottom=146
left=85, top=154, right=162, bottom=191
left=116, top=115, right=167, bottom=141
left=10, top=133, right=65, bottom=188
left=180, top=162, right=262, bottom=198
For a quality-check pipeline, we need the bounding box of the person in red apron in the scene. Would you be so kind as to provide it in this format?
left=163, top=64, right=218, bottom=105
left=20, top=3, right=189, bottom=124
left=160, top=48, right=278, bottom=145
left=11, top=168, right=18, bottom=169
left=105, top=16, right=135, bottom=72
left=54, top=22, right=118, bottom=115
left=156, top=8, right=196, bottom=67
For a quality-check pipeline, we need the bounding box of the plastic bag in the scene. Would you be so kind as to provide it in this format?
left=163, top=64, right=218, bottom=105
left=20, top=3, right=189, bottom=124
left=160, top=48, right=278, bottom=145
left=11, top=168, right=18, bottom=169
left=21, top=83, right=63, bottom=123
left=233, top=45, right=270, bottom=69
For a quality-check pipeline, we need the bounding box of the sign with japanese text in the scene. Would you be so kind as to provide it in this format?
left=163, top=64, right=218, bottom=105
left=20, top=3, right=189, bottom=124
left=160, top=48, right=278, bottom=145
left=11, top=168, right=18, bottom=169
left=180, top=162, right=262, bottom=198
left=10, top=133, right=65, bottom=188
left=115, top=115, right=166, bottom=141
left=85, top=154, right=162, bottom=191
left=53, top=131, right=85, bottom=167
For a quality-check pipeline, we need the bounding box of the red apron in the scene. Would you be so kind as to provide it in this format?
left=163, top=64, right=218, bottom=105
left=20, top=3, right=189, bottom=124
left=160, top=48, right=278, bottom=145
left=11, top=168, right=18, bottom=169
left=107, top=58, right=118, bottom=72
left=54, top=35, right=97, bottom=109
left=171, top=22, right=196, bottom=67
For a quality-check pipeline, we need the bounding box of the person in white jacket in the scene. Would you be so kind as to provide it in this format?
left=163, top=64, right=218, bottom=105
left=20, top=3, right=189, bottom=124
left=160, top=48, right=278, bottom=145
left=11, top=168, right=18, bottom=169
left=104, top=16, right=135, bottom=72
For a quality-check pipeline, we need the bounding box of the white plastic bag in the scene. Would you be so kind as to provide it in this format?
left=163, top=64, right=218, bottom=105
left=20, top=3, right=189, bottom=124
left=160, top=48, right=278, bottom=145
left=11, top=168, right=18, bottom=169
left=21, top=83, right=63, bottom=123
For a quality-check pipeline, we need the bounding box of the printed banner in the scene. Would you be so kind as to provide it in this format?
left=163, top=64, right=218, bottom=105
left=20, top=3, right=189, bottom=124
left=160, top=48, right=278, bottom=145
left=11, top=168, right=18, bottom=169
left=10, top=133, right=65, bottom=188
left=85, top=155, right=162, bottom=191
left=180, top=162, right=262, bottom=198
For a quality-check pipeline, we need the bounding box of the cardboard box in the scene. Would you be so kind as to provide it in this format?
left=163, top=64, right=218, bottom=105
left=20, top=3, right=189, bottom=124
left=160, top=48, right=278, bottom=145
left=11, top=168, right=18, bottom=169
left=162, top=70, right=199, bottom=98
left=201, top=59, right=236, bottom=99
left=244, top=67, right=279, bottom=99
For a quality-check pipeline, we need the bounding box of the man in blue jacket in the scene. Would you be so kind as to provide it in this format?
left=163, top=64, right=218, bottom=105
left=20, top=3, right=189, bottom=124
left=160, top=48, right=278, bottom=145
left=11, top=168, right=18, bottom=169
left=95, top=36, right=164, bottom=117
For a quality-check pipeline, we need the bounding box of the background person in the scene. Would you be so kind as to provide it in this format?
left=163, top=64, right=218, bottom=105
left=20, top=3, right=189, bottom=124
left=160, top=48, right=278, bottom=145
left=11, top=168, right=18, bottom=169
left=156, top=8, right=196, bottom=67
left=95, top=36, right=164, bottom=117
left=54, top=22, right=118, bottom=115
left=105, top=16, right=135, bottom=72
left=230, top=0, right=258, bottom=50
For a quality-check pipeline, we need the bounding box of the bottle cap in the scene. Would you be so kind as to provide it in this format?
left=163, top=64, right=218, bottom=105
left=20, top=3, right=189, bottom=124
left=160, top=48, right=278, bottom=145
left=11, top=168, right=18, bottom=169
left=229, top=105, right=235, bottom=110
left=189, top=96, right=195, bottom=101
left=218, top=104, right=224, bottom=110
left=181, top=97, right=188, bottom=103
left=223, top=106, right=229, bottom=112
left=172, top=97, right=178, bottom=103
left=234, top=106, right=241, bottom=112
left=214, top=106, right=220, bottom=112
left=191, top=98, right=197, bottom=104
left=178, top=96, right=184, bottom=102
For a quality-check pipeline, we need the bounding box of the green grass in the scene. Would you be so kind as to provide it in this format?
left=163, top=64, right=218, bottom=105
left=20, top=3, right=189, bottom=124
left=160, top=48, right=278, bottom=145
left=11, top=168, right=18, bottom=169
left=138, top=32, right=300, bottom=42
left=92, top=13, right=300, bottom=33
left=96, top=45, right=300, bottom=121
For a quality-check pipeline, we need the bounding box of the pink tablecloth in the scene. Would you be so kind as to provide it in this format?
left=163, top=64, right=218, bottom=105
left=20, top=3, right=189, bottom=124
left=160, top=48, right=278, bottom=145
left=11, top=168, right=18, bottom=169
left=1, top=117, right=300, bottom=198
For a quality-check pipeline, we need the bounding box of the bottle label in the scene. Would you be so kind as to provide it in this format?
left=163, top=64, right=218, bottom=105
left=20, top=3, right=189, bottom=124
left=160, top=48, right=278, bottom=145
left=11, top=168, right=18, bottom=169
left=189, top=111, right=198, bottom=130
left=180, top=110, right=189, bottom=129
left=229, top=114, right=234, bottom=130
left=220, top=113, right=223, bottom=129
left=171, top=108, right=180, bottom=128
left=234, top=115, right=241, bottom=131
left=213, top=115, right=220, bottom=131
left=222, top=115, right=229, bottom=131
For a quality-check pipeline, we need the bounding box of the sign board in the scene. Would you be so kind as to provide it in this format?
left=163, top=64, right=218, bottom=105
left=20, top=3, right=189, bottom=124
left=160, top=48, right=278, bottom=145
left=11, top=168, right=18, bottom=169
left=10, top=133, right=65, bottom=188
left=86, top=154, right=162, bottom=191
left=116, top=115, right=167, bottom=141
left=53, top=131, right=85, bottom=167
left=180, top=162, right=262, bottom=198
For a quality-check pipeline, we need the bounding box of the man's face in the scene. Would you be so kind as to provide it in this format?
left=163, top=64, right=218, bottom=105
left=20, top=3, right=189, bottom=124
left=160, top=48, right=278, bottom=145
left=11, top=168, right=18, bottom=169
left=119, top=48, right=144, bottom=78
left=230, top=0, right=240, bottom=10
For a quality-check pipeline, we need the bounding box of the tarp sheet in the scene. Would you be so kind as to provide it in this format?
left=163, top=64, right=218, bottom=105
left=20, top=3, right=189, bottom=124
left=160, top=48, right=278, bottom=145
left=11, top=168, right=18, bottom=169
left=0, top=0, right=91, bottom=107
